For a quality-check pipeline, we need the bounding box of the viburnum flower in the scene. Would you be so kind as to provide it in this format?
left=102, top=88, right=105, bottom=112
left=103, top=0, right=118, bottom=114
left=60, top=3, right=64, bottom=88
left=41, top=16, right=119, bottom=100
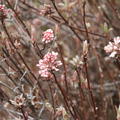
left=37, top=51, right=62, bottom=78
left=69, top=55, right=83, bottom=67
left=45, top=101, right=53, bottom=112
left=42, top=29, right=54, bottom=43
left=10, top=94, right=25, bottom=108
left=104, top=36, right=120, bottom=57
left=0, top=4, right=10, bottom=19
left=40, top=4, right=52, bottom=16
left=56, top=106, right=69, bottom=119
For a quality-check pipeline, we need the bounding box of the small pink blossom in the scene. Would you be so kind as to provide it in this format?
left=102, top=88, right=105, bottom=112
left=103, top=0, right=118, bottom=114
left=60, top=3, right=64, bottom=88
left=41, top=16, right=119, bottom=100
left=109, top=51, right=117, bottom=58
left=114, top=36, right=120, bottom=45
left=0, top=5, right=5, bottom=11
left=104, top=42, right=113, bottom=53
left=37, top=51, right=62, bottom=78
left=104, top=36, right=120, bottom=57
left=0, top=4, right=10, bottom=18
left=10, top=94, right=25, bottom=108
left=42, top=29, right=54, bottom=43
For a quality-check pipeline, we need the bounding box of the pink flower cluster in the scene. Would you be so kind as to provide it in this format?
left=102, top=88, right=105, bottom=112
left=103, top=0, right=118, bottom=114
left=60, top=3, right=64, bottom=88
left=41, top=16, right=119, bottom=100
left=42, top=29, right=54, bottom=43
left=104, top=36, right=120, bottom=57
left=37, top=51, right=62, bottom=78
left=0, top=4, right=9, bottom=18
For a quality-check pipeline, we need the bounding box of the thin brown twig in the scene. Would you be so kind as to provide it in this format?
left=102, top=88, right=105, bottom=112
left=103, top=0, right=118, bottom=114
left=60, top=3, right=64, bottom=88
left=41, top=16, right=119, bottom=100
left=52, top=72, right=76, bottom=119
left=17, top=1, right=106, bottom=39
left=48, top=81, right=56, bottom=120
left=51, top=16, right=106, bottom=38
left=6, top=0, right=31, bottom=37
left=82, top=2, right=90, bottom=43
left=57, top=44, right=68, bottom=93
left=1, top=20, right=47, bottom=99
left=20, top=107, right=28, bottom=120
left=50, top=0, right=82, bottom=42
left=1, top=21, right=33, bottom=87
left=82, top=2, right=97, bottom=119
left=83, top=56, right=97, bottom=120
